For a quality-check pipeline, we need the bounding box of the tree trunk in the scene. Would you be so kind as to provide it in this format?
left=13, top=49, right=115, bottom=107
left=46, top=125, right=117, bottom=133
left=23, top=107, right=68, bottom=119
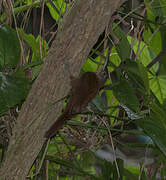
left=0, top=0, right=126, bottom=179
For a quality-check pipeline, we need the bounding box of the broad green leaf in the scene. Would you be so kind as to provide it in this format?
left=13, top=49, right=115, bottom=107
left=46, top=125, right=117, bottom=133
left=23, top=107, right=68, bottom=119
left=144, top=28, right=161, bottom=56
left=105, top=89, right=119, bottom=121
left=18, top=29, right=40, bottom=61
left=136, top=117, right=166, bottom=156
left=160, top=28, right=166, bottom=75
left=127, top=36, right=158, bottom=75
left=82, top=58, right=98, bottom=72
left=150, top=75, right=166, bottom=103
left=113, top=25, right=131, bottom=61
left=120, top=60, right=148, bottom=93
left=18, top=29, right=48, bottom=79
left=136, top=102, right=166, bottom=156
left=0, top=24, right=21, bottom=68
left=146, top=47, right=159, bottom=73
left=138, top=62, right=149, bottom=92
left=19, top=29, right=48, bottom=60
left=162, top=99, right=166, bottom=112
left=0, top=71, right=29, bottom=114
left=151, top=102, right=166, bottom=129
left=121, top=59, right=141, bottom=77
left=144, top=0, right=162, bottom=55
left=145, top=0, right=166, bottom=74
left=112, top=80, right=139, bottom=112
left=128, top=35, right=165, bottom=102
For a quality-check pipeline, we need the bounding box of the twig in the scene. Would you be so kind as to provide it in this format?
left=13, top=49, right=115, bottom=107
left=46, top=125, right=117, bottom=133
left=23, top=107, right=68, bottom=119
left=146, top=48, right=166, bottom=69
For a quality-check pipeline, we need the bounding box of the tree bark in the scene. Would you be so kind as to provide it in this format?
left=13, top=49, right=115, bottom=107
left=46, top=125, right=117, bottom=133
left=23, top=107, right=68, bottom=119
left=0, top=0, right=126, bottom=179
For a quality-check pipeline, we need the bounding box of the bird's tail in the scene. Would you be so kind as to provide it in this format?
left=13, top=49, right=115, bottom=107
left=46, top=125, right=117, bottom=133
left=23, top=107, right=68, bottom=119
left=45, top=112, right=71, bottom=139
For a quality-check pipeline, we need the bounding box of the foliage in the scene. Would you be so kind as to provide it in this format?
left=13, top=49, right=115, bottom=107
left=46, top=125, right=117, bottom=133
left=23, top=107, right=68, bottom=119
left=0, top=0, right=166, bottom=179
left=0, top=24, right=30, bottom=115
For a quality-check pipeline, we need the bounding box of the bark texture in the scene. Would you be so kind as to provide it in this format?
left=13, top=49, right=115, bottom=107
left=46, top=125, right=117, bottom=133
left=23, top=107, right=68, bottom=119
left=0, top=0, right=126, bottom=179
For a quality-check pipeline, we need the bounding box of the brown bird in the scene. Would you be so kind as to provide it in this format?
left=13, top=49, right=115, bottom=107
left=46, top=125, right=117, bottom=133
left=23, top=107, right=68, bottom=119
left=45, top=61, right=108, bottom=139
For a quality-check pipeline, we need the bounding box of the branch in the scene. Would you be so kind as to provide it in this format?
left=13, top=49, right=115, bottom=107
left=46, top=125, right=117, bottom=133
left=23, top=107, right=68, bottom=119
left=146, top=48, right=166, bottom=69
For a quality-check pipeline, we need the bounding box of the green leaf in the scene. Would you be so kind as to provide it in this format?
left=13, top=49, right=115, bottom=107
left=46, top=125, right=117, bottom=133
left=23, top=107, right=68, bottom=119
left=0, top=24, right=21, bottom=68
left=150, top=75, right=166, bottom=103
left=113, top=25, right=131, bottom=61
left=18, top=29, right=40, bottom=60
left=144, top=28, right=161, bottom=56
left=151, top=102, right=166, bottom=129
left=138, top=62, right=149, bottom=92
left=112, top=80, right=139, bottom=112
left=144, top=0, right=166, bottom=75
left=18, top=29, right=48, bottom=61
left=127, top=36, right=158, bottom=75
left=120, top=59, right=149, bottom=93
left=101, top=160, right=113, bottom=179
left=162, top=99, right=166, bottom=112
left=82, top=58, right=98, bottom=72
left=0, top=71, right=30, bottom=114
left=136, top=102, right=166, bottom=156
left=136, top=117, right=166, bottom=156
left=46, top=0, right=66, bottom=21
left=79, top=151, right=94, bottom=170
left=124, top=168, right=144, bottom=180
left=113, top=159, right=123, bottom=180
left=121, top=59, right=143, bottom=79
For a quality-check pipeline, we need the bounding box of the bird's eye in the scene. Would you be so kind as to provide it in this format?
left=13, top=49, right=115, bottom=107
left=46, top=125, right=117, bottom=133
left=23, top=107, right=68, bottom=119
left=102, top=71, right=107, bottom=79
left=103, top=71, right=106, bottom=76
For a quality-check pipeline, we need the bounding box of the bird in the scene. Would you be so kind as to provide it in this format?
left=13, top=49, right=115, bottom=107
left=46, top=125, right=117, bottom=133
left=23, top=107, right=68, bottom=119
left=45, top=60, right=109, bottom=139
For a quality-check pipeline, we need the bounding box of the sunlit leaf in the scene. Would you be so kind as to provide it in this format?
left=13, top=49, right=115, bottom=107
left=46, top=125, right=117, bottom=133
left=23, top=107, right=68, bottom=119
left=46, top=0, right=66, bottom=21
left=82, top=58, right=98, bottom=72
left=18, top=29, right=40, bottom=59
left=150, top=75, right=166, bottom=103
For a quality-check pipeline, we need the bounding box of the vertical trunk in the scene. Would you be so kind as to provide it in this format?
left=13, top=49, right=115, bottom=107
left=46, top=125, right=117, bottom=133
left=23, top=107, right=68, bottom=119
left=0, top=0, right=125, bottom=179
